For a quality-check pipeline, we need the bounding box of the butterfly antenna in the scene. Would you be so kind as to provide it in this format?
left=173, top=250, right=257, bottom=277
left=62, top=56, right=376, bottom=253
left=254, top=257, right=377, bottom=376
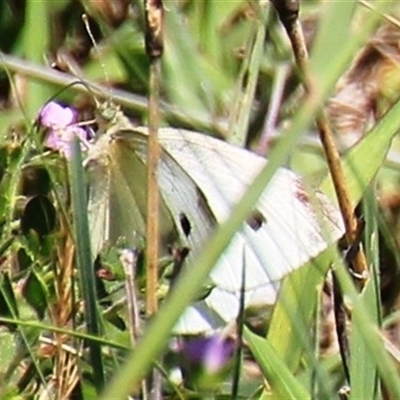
left=82, top=14, right=113, bottom=106
left=144, top=0, right=163, bottom=318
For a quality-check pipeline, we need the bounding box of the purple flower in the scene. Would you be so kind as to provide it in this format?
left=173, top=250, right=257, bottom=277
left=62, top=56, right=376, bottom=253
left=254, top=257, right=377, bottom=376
left=181, top=334, right=235, bottom=374
left=40, top=102, right=89, bottom=159
left=40, top=102, right=75, bottom=128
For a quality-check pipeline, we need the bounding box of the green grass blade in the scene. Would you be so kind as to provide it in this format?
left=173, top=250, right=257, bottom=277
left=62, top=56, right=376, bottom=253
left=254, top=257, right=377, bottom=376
left=333, top=258, right=400, bottom=399
left=23, top=0, right=52, bottom=119
left=0, top=274, right=48, bottom=390
left=69, top=140, right=105, bottom=392
left=228, top=5, right=268, bottom=146
left=309, top=0, right=385, bottom=94
left=350, top=188, right=381, bottom=399
left=244, top=326, right=311, bottom=400
left=350, top=189, right=382, bottom=399
left=309, top=1, right=357, bottom=87
left=267, top=248, right=333, bottom=369
left=0, top=317, right=130, bottom=351
left=350, top=282, right=380, bottom=399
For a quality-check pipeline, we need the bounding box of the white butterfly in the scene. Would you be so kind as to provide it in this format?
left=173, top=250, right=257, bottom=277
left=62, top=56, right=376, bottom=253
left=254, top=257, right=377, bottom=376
left=86, top=107, right=344, bottom=333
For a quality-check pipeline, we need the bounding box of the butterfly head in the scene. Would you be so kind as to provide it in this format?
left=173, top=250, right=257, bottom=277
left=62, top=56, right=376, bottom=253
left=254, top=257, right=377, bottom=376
left=94, top=100, right=134, bottom=138
left=95, top=100, right=119, bottom=126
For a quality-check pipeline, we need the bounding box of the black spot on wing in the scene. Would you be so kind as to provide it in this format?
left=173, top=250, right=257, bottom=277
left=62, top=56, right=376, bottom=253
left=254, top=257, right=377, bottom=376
left=179, top=212, right=192, bottom=237
left=246, top=209, right=266, bottom=231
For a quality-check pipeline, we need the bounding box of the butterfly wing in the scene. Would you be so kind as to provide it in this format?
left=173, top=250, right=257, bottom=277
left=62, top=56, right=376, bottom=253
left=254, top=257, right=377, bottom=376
left=87, top=129, right=181, bottom=257
left=156, top=128, right=344, bottom=287
left=87, top=123, right=344, bottom=333
left=134, top=127, right=343, bottom=331
left=86, top=134, right=112, bottom=260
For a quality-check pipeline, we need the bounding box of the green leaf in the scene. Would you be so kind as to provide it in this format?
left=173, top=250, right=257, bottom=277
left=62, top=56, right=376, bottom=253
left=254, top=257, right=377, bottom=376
left=267, top=248, right=333, bottom=370
left=0, top=273, right=19, bottom=323
left=349, top=188, right=380, bottom=400
left=22, top=270, right=48, bottom=320
left=244, top=327, right=311, bottom=400
left=334, top=260, right=400, bottom=399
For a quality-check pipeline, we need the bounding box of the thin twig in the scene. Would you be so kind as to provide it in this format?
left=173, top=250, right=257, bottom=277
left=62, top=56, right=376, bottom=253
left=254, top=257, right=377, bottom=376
left=144, top=1, right=164, bottom=399
left=358, top=0, right=400, bottom=29
left=120, top=249, right=141, bottom=343
left=53, top=223, right=78, bottom=399
left=272, top=0, right=369, bottom=284
left=120, top=249, right=147, bottom=398
left=144, top=0, right=163, bottom=317
left=257, top=64, right=290, bottom=155
left=0, top=52, right=223, bottom=134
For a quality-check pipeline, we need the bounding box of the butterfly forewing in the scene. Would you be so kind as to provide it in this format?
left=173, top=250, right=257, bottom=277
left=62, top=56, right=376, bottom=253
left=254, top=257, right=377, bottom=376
left=86, top=134, right=112, bottom=259
left=87, top=127, right=181, bottom=257
left=157, top=128, right=344, bottom=289
left=117, top=128, right=217, bottom=253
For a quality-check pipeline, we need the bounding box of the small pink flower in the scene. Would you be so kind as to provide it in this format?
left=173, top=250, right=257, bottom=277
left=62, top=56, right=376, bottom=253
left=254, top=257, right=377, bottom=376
left=40, top=102, right=89, bottom=159
left=40, top=102, right=76, bottom=128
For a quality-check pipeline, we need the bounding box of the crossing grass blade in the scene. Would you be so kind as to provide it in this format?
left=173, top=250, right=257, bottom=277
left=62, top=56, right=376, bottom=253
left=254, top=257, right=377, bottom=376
left=23, top=1, right=52, bottom=119
left=244, top=326, right=311, bottom=400
left=70, top=139, right=105, bottom=392
left=227, top=3, right=269, bottom=146
left=349, top=188, right=381, bottom=400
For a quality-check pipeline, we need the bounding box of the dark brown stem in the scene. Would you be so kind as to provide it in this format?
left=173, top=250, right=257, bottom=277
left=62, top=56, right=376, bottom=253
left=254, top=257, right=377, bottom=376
left=272, top=0, right=368, bottom=284
left=144, top=0, right=164, bottom=59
